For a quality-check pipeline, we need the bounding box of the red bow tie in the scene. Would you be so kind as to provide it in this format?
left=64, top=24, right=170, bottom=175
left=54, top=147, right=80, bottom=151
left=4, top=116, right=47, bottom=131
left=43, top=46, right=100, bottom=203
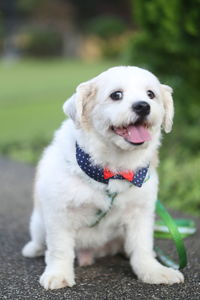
left=103, top=168, right=134, bottom=182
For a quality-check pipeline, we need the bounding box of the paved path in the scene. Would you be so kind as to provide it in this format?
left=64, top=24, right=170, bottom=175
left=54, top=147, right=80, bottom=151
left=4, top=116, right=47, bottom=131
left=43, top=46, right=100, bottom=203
left=0, top=157, right=199, bottom=300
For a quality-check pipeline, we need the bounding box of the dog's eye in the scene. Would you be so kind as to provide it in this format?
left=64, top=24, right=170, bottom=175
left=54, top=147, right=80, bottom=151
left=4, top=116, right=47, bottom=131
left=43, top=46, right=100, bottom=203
left=110, top=91, right=123, bottom=101
left=147, top=90, right=155, bottom=99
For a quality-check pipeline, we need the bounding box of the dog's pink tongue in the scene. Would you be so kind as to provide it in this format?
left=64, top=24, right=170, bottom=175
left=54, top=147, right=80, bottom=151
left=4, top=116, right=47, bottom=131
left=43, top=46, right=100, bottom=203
left=126, top=125, right=151, bottom=143
left=116, top=125, right=151, bottom=143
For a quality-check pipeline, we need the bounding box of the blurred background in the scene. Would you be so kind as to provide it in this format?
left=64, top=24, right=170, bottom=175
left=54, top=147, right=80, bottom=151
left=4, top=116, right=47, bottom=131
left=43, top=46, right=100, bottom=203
left=0, top=0, right=199, bottom=215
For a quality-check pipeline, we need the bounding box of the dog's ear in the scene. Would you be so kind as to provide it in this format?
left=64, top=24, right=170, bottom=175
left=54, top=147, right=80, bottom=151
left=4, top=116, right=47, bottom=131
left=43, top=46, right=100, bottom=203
left=161, top=84, right=174, bottom=133
left=76, top=81, right=97, bottom=129
left=63, top=94, right=77, bottom=123
left=63, top=80, right=97, bottom=129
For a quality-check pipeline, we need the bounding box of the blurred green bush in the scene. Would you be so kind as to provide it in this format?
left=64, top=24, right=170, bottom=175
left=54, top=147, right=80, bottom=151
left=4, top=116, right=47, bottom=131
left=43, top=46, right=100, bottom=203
left=124, top=0, right=200, bottom=215
left=0, top=136, right=49, bottom=165
left=86, top=15, right=129, bottom=58
left=126, top=0, right=200, bottom=87
left=86, top=15, right=127, bottom=39
left=159, top=151, right=200, bottom=214
left=24, top=27, right=63, bottom=57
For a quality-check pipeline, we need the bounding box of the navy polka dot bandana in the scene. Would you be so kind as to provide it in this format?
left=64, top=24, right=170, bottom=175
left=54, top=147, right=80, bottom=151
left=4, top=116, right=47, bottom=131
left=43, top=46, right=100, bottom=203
left=76, top=143, right=149, bottom=188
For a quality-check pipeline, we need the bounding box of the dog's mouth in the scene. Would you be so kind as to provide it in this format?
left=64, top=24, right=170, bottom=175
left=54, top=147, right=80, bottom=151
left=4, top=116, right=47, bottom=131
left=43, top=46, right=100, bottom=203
left=111, top=119, right=151, bottom=146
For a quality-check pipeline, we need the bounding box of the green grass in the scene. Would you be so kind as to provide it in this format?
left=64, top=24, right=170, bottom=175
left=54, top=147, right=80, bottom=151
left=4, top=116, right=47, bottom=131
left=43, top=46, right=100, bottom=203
left=0, top=58, right=118, bottom=162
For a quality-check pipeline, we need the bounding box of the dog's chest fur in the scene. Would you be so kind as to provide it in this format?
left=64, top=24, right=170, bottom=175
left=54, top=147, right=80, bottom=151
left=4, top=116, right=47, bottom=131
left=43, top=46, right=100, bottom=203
left=66, top=176, right=155, bottom=250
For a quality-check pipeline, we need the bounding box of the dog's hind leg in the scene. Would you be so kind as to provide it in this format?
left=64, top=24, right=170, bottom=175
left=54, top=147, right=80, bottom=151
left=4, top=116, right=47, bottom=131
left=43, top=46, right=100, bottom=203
left=22, top=203, right=45, bottom=258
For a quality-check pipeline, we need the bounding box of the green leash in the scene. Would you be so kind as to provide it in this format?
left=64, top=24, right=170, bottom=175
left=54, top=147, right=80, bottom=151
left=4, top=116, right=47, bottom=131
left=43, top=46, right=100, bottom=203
left=90, top=194, right=196, bottom=269
left=155, top=200, right=196, bottom=269
left=90, top=191, right=118, bottom=227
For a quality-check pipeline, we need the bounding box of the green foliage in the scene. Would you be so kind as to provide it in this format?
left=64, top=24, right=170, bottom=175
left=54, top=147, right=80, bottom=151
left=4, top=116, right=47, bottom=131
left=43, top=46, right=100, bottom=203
left=16, top=0, right=41, bottom=15
left=124, top=1, right=200, bottom=215
left=25, top=27, right=63, bottom=57
left=0, top=136, right=49, bottom=165
left=161, top=76, right=200, bottom=156
left=157, top=75, right=200, bottom=215
left=86, top=15, right=129, bottom=59
left=127, top=0, right=200, bottom=87
left=159, top=152, right=200, bottom=215
left=86, top=15, right=127, bottom=39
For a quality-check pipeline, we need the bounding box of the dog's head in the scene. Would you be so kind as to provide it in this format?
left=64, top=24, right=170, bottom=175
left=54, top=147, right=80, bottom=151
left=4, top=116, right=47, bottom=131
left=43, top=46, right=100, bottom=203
left=63, top=66, right=174, bottom=151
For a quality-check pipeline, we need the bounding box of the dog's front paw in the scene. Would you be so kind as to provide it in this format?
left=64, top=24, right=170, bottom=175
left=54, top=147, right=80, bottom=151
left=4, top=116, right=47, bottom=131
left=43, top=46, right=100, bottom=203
left=139, top=265, right=184, bottom=285
left=40, top=270, right=75, bottom=290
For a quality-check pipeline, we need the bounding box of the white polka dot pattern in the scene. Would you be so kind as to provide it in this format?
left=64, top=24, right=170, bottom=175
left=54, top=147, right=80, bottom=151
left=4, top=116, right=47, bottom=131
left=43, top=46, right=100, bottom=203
left=76, top=143, right=149, bottom=188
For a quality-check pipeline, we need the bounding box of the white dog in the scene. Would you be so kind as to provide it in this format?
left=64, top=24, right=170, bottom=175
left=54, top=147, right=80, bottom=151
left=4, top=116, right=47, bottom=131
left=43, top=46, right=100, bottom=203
left=22, top=66, right=184, bottom=289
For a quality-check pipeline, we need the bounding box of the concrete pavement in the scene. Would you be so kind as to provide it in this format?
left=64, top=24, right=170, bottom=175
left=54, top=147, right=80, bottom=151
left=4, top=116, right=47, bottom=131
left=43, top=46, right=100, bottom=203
left=0, top=157, right=199, bottom=300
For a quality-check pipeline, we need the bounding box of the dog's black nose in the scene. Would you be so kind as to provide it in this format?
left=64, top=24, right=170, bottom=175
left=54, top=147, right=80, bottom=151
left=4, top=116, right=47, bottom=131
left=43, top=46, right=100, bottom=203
left=132, top=101, right=150, bottom=117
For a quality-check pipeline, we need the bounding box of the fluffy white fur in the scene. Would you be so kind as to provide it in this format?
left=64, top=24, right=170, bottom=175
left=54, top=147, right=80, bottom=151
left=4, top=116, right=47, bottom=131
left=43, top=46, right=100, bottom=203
left=22, top=66, right=183, bottom=290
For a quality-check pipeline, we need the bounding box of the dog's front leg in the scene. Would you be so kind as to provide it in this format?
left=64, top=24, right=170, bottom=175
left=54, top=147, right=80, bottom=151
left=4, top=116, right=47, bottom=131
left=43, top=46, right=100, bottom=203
left=124, top=207, right=184, bottom=285
left=40, top=215, right=75, bottom=290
